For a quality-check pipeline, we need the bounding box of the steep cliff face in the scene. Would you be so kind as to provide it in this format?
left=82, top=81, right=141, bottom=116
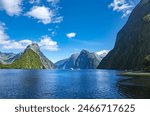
left=98, top=0, right=150, bottom=70
left=26, top=43, right=55, bottom=69
left=55, top=50, right=108, bottom=69
left=75, top=50, right=100, bottom=69
left=55, top=53, right=79, bottom=69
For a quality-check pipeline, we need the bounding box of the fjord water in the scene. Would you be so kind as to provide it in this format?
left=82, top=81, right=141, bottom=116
left=0, top=69, right=150, bottom=99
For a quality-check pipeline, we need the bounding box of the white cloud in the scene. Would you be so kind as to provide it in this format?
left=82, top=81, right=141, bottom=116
left=0, top=0, right=63, bottom=24
left=26, top=6, right=53, bottom=24
left=66, top=32, right=76, bottom=39
left=0, top=22, right=32, bottom=49
left=122, top=9, right=132, bottom=17
left=29, top=0, right=40, bottom=4
left=2, top=40, right=32, bottom=50
left=2, top=36, right=58, bottom=51
left=0, top=23, right=58, bottom=51
left=1, top=36, right=58, bottom=51
left=0, top=0, right=22, bottom=16
left=38, top=35, right=58, bottom=51
left=109, top=0, right=134, bottom=18
left=47, top=0, right=63, bottom=23
left=0, top=22, right=9, bottom=44
left=47, top=0, right=59, bottom=6
left=53, top=16, right=63, bottom=23
left=25, top=5, right=63, bottom=24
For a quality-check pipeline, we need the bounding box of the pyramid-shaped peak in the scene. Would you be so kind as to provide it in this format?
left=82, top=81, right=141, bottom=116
left=27, top=43, right=39, bottom=48
left=26, top=43, right=40, bottom=52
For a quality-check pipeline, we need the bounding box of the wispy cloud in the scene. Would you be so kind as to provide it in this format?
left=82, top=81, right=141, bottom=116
left=0, top=22, right=9, bottom=43
left=0, top=23, right=58, bottom=51
left=47, top=0, right=60, bottom=6
left=66, top=32, right=76, bottom=39
left=29, top=0, right=40, bottom=4
left=0, top=0, right=22, bottom=16
left=109, top=0, right=134, bottom=18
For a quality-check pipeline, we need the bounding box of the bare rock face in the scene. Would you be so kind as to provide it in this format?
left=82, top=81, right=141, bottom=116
left=55, top=53, right=79, bottom=69
left=98, top=0, right=150, bottom=70
left=74, top=50, right=100, bottom=69
left=55, top=49, right=108, bottom=69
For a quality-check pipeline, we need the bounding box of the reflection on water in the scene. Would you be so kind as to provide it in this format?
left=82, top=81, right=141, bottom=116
left=0, top=69, right=150, bottom=99
left=117, top=77, right=150, bottom=99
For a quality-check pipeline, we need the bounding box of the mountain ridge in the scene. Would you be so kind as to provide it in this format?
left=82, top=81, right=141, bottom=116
left=55, top=49, right=108, bottom=69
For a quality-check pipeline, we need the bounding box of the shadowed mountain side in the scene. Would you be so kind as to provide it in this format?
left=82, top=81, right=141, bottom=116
left=55, top=50, right=108, bottom=69
left=98, top=0, right=150, bottom=70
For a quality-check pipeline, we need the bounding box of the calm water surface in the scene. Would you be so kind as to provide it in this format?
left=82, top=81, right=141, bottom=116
left=0, top=69, right=150, bottom=99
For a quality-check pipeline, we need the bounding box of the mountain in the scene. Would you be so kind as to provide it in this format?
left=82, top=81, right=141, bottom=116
left=98, top=0, right=150, bottom=70
left=55, top=50, right=108, bottom=69
left=26, top=43, right=55, bottom=69
left=0, top=43, right=55, bottom=69
left=0, top=52, right=20, bottom=64
left=55, top=53, right=79, bottom=69
left=74, top=50, right=100, bottom=69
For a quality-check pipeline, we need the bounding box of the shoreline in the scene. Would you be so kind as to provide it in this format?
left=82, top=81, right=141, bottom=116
left=119, top=72, right=150, bottom=77
left=118, top=72, right=150, bottom=88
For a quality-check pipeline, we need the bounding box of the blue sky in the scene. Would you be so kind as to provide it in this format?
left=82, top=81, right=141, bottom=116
left=0, top=0, right=140, bottom=62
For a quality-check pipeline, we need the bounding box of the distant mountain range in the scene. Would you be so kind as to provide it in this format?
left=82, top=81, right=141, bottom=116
left=0, top=43, right=108, bottom=69
left=98, top=0, right=150, bottom=70
left=0, top=52, right=20, bottom=64
left=0, top=43, right=55, bottom=69
left=55, top=49, right=108, bottom=69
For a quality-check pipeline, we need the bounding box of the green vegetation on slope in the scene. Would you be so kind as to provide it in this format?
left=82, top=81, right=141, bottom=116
left=143, top=13, right=150, bottom=22
left=0, top=49, right=44, bottom=69
left=144, top=55, right=150, bottom=72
